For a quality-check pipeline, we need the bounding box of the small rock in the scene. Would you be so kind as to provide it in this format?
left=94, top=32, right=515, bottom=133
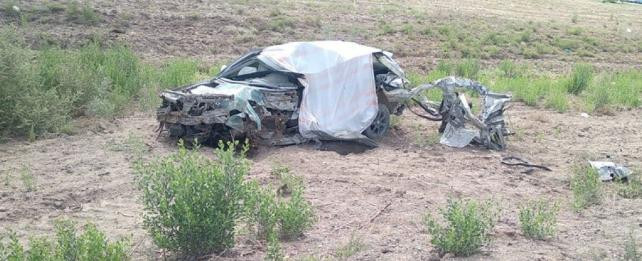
left=580, top=112, right=589, bottom=118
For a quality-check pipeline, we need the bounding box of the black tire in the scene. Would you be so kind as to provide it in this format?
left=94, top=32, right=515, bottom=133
left=364, top=104, right=390, bottom=140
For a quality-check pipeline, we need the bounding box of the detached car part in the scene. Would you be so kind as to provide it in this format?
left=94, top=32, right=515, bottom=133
left=410, top=77, right=511, bottom=150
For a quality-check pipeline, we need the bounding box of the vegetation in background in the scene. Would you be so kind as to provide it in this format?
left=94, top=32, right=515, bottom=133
left=65, top=1, right=102, bottom=25
left=0, top=27, right=209, bottom=139
left=408, top=61, right=640, bottom=114
left=518, top=200, right=559, bottom=240
left=571, top=164, right=602, bottom=210
left=0, top=220, right=129, bottom=260
left=566, top=63, right=593, bottom=95
left=424, top=198, right=499, bottom=257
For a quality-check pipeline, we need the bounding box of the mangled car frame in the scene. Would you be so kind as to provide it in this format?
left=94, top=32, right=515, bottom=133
left=157, top=41, right=511, bottom=150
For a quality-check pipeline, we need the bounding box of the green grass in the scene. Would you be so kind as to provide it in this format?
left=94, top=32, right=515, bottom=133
left=410, top=60, right=640, bottom=114
left=65, top=1, right=101, bottom=25
left=618, top=172, right=642, bottom=199
left=518, top=200, right=559, bottom=240
left=571, top=164, right=602, bottom=211
left=567, top=63, right=593, bottom=95
left=623, top=230, right=641, bottom=261
left=19, top=166, right=34, bottom=192
left=454, top=59, right=480, bottom=80
left=424, top=198, right=499, bottom=257
left=0, top=27, right=209, bottom=139
left=0, top=220, right=130, bottom=261
left=335, top=235, right=366, bottom=260
left=544, top=80, right=569, bottom=112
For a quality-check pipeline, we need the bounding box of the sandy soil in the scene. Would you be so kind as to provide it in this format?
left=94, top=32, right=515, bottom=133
left=1, top=103, right=641, bottom=260
left=2, top=0, right=642, bottom=260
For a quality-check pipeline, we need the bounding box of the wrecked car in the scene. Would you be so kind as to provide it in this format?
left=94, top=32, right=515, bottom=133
left=156, top=41, right=511, bottom=149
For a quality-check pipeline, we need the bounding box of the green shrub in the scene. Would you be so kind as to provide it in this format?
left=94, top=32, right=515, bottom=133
left=0, top=220, right=129, bottom=261
left=424, top=198, right=498, bottom=257
left=566, top=63, right=593, bottom=94
left=571, top=165, right=602, bottom=210
left=244, top=182, right=280, bottom=238
left=136, top=140, right=249, bottom=256
left=0, top=27, right=153, bottom=138
left=518, top=200, right=559, bottom=240
left=245, top=167, right=315, bottom=241
left=277, top=186, right=315, bottom=240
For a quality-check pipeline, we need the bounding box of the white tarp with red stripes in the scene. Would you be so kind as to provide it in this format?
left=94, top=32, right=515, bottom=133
left=260, top=41, right=380, bottom=140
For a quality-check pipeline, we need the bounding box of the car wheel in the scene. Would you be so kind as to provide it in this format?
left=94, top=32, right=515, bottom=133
left=364, top=104, right=390, bottom=140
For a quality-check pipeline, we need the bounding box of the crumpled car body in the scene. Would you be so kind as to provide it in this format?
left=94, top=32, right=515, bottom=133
left=156, top=42, right=407, bottom=146
left=157, top=41, right=511, bottom=150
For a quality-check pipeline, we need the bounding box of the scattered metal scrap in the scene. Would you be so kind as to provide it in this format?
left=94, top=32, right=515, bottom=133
left=501, top=156, right=552, bottom=174
left=409, top=77, right=511, bottom=150
left=589, top=161, right=631, bottom=181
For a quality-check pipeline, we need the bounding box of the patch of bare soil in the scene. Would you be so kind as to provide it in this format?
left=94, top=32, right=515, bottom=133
left=1, top=105, right=641, bottom=260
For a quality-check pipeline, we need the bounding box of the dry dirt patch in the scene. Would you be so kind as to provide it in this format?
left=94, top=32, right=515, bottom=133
left=1, top=105, right=640, bottom=260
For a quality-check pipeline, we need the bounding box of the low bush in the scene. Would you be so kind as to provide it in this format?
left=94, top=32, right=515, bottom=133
left=424, top=198, right=499, bottom=257
left=136, top=140, right=249, bottom=256
left=245, top=166, right=315, bottom=241
left=137, top=142, right=314, bottom=257
left=0, top=28, right=156, bottom=138
left=0, top=220, right=129, bottom=260
left=518, top=199, right=559, bottom=240
left=571, top=164, right=602, bottom=210
left=277, top=185, right=315, bottom=240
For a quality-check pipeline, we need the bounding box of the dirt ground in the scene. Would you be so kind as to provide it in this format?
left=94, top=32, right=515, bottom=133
left=1, top=103, right=641, bottom=260
left=2, top=0, right=642, bottom=260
